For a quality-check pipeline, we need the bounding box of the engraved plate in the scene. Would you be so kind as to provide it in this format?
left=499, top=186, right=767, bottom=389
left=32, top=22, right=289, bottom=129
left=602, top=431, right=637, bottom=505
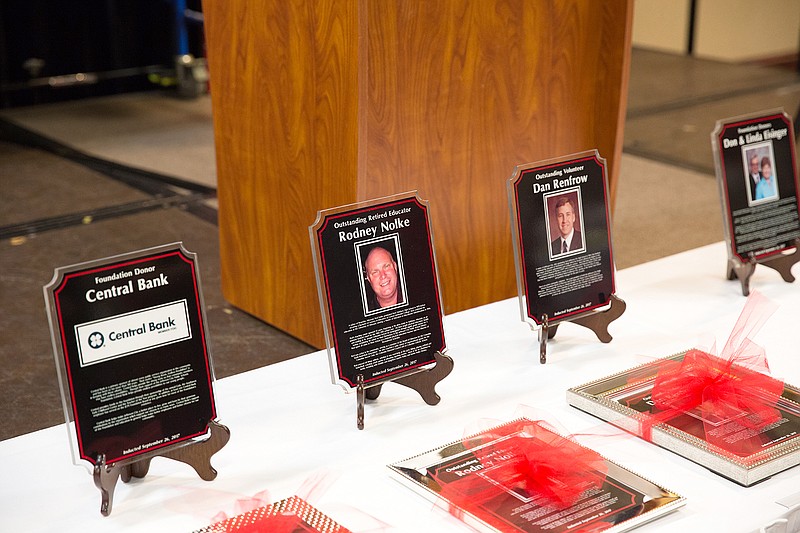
left=389, top=419, right=685, bottom=532
left=568, top=352, right=800, bottom=486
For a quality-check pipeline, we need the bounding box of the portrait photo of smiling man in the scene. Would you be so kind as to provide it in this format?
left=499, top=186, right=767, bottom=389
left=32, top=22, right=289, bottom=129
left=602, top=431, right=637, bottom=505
left=358, top=238, right=407, bottom=313
left=546, top=190, right=586, bottom=259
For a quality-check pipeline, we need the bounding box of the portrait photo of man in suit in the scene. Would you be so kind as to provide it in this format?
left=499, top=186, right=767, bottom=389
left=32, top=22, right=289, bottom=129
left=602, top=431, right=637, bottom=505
left=746, top=152, right=761, bottom=202
left=549, top=194, right=584, bottom=258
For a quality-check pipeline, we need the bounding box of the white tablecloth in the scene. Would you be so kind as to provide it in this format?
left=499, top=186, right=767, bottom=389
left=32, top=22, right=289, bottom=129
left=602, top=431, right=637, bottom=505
left=2, top=242, right=799, bottom=532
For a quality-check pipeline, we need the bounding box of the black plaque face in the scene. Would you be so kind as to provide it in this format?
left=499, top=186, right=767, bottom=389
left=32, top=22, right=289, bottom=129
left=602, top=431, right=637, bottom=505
left=712, top=110, right=800, bottom=261
left=509, top=151, right=616, bottom=325
left=310, top=194, right=445, bottom=389
left=44, top=243, right=216, bottom=465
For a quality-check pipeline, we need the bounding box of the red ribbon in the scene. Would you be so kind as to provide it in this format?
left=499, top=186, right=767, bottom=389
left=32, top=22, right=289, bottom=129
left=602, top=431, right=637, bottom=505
left=651, top=349, right=783, bottom=430
left=642, top=292, right=784, bottom=459
left=432, top=419, right=608, bottom=522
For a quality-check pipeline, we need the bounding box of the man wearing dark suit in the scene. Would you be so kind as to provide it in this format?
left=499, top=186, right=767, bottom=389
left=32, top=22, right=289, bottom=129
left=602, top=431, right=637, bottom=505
left=747, top=154, right=761, bottom=201
left=550, top=196, right=583, bottom=256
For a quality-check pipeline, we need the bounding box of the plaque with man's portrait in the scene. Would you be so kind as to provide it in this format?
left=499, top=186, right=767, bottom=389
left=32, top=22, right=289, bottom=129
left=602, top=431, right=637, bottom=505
left=711, top=109, right=800, bottom=262
left=310, top=193, right=446, bottom=390
left=508, top=150, right=616, bottom=326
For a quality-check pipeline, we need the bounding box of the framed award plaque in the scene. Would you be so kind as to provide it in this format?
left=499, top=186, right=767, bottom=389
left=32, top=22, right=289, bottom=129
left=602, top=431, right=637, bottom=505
left=44, top=243, right=218, bottom=466
left=711, top=109, right=800, bottom=262
left=567, top=351, right=800, bottom=486
left=508, top=151, right=617, bottom=327
left=194, top=496, right=351, bottom=533
left=309, top=192, right=446, bottom=390
left=389, top=418, right=685, bottom=532
left=508, top=150, right=622, bottom=362
left=711, top=109, right=800, bottom=294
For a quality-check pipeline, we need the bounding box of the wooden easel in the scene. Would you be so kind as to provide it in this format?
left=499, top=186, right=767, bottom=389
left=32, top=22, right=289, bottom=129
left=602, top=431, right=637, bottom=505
left=355, top=352, right=454, bottom=429
left=537, top=295, right=626, bottom=364
left=93, top=420, right=230, bottom=516
left=727, top=239, right=800, bottom=296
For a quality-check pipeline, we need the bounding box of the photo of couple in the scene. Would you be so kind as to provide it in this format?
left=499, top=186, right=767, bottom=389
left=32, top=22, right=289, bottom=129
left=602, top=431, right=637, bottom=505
left=744, top=144, right=779, bottom=204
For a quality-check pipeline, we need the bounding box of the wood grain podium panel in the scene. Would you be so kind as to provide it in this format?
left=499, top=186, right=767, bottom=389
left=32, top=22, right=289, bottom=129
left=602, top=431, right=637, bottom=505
left=203, top=1, right=360, bottom=347
left=203, top=0, right=632, bottom=348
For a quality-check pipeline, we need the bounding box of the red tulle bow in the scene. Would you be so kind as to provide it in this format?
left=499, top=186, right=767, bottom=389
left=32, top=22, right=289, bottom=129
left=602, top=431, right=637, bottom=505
left=642, top=291, right=784, bottom=458
left=651, top=349, right=783, bottom=431
left=434, top=420, right=608, bottom=517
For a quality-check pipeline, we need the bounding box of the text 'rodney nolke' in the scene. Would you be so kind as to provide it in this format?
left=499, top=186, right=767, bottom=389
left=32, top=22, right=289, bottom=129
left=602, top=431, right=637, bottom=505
left=338, top=217, right=411, bottom=242
left=85, top=273, right=169, bottom=302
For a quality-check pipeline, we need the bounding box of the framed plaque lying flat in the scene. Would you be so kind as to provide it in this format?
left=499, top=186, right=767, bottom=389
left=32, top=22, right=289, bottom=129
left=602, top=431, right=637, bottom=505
left=389, top=419, right=685, bottom=532
left=567, top=352, right=800, bottom=486
left=194, top=496, right=351, bottom=533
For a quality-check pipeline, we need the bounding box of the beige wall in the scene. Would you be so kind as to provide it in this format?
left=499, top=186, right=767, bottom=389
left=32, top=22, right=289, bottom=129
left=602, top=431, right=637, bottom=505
left=633, top=0, right=691, bottom=54
left=633, top=0, right=800, bottom=62
left=695, top=0, right=800, bottom=62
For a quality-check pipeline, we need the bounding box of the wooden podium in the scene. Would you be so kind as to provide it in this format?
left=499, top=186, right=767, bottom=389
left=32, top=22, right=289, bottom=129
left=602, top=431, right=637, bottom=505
left=203, top=1, right=633, bottom=348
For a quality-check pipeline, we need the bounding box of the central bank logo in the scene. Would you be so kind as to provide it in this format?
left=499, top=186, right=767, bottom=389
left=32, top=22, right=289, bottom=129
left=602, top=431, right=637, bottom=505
left=88, top=332, right=105, bottom=349
left=75, top=300, right=191, bottom=367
